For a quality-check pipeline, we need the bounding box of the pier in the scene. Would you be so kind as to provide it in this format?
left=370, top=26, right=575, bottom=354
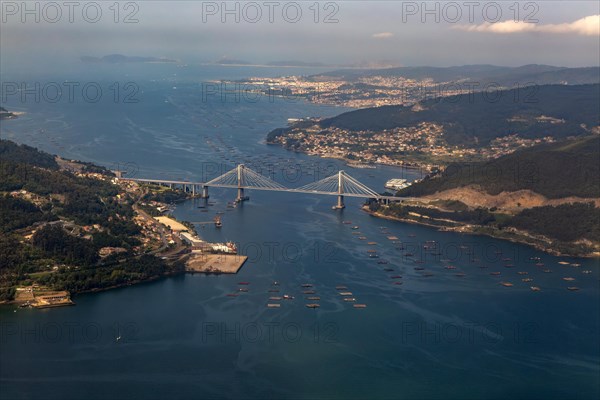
left=186, top=254, right=248, bottom=274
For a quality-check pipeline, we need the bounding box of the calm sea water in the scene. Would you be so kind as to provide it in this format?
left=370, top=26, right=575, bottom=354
left=1, top=65, right=599, bottom=400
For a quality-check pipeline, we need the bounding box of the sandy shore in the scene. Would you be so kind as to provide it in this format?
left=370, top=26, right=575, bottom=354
left=155, top=216, right=189, bottom=232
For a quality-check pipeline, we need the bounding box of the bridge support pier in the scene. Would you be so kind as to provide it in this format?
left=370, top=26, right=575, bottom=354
left=200, top=185, right=209, bottom=199
left=236, top=187, right=248, bottom=203
left=333, top=195, right=345, bottom=210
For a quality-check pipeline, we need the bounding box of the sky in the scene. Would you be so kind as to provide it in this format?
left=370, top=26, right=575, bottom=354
left=1, top=1, right=599, bottom=73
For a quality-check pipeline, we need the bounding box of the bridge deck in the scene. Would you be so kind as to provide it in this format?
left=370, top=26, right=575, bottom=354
left=122, top=177, right=418, bottom=202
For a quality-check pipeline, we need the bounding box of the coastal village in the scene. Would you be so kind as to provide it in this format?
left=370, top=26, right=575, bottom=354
left=8, top=167, right=247, bottom=309
left=232, top=74, right=474, bottom=108
left=268, top=117, right=557, bottom=169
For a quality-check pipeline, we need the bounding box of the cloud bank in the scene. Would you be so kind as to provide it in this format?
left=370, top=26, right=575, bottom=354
left=372, top=32, right=394, bottom=39
left=454, top=15, right=600, bottom=36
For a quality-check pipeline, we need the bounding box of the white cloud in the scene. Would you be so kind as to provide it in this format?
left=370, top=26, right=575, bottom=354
left=372, top=32, right=394, bottom=39
left=454, top=15, right=600, bottom=36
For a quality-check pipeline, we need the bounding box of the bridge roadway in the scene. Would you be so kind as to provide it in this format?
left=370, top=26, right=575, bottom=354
left=121, top=177, right=417, bottom=202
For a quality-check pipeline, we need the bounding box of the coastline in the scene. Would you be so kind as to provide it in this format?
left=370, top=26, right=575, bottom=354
left=265, top=142, right=435, bottom=171
left=362, top=207, right=600, bottom=258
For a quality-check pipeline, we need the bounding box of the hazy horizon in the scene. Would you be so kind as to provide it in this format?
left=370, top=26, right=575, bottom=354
left=2, top=1, right=599, bottom=74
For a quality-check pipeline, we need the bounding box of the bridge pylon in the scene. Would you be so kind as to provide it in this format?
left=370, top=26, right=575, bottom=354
left=332, top=171, right=346, bottom=210
left=200, top=185, right=209, bottom=199
left=236, top=164, right=249, bottom=203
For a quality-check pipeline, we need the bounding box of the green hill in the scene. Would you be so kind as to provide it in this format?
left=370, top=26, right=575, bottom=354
left=400, top=135, right=600, bottom=199
left=0, top=139, right=59, bottom=169
left=317, top=84, right=599, bottom=147
left=0, top=140, right=181, bottom=301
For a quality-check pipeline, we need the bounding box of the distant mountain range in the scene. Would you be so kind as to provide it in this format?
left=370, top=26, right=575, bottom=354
left=312, top=64, right=600, bottom=86
left=213, top=58, right=328, bottom=67
left=81, top=54, right=177, bottom=64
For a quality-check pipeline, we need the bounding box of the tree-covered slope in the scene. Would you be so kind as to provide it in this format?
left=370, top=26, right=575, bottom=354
left=400, top=135, right=600, bottom=199
left=316, top=84, right=599, bottom=146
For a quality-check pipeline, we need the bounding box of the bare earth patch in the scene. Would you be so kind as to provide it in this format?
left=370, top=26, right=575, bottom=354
left=422, top=185, right=600, bottom=214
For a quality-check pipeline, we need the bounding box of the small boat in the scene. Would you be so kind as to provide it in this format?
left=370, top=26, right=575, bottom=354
left=558, top=261, right=570, bottom=265
left=522, top=278, right=533, bottom=282
left=423, top=272, right=434, bottom=277
left=562, top=277, right=575, bottom=281
left=445, top=266, right=456, bottom=270
left=455, top=273, right=466, bottom=277
left=542, top=269, right=552, bottom=273
left=490, top=272, right=501, bottom=276
left=353, top=304, right=367, bottom=308
left=358, top=236, right=367, bottom=240
left=306, top=296, right=320, bottom=301
left=269, top=296, right=282, bottom=301
left=238, top=288, right=248, bottom=292
left=238, top=282, right=250, bottom=285
left=305, top=303, right=320, bottom=308
left=226, top=293, right=238, bottom=297
left=301, top=284, right=313, bottom=288
left=268, top=289, right=279, bottom=293
left=369, top=254, right=379, bottom=258
left=567, top=287, right=580, bottom=291
left=504, top=264, right=515, bottom=268
left=530, top=286, right=541, bottom=292
left=377, top=260, right=389, bottom=265
left=571, top=263, right=581, bottom=267
left=351, top=226, right=359, bottom=230
left=517, top=271, right=528, bottom=275
left=367, top=242, right=377, bottom=245
left=343, top=297, right=356, bottom=302
left=535, top=263, right=544, bottom=267
left=414, top=267, right=425, bottom=271
left=383, top=268, right=394, bottom=272
left=582, top=270, right=592, bottom=274
left=283, top=295, right=294, bottom=300
left=335, top=286, right=348, bottom=290
left=500, top=282, right=513, bottom=287
left=393, top=281, right=403, bottom=285
left=390, top=275, right=402, bottom=279
left=303, top=290, right=316, bottom=294
left=342, top=221, right=352, bottom=224
left=272, top=281, right=280, bottom=285
left=267, top=303, right=281, bottom=308
left=339, top=292, right=353, bottom=296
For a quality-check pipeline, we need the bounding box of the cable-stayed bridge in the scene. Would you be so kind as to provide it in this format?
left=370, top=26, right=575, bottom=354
left=120, top=164, right=413, bottom=209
